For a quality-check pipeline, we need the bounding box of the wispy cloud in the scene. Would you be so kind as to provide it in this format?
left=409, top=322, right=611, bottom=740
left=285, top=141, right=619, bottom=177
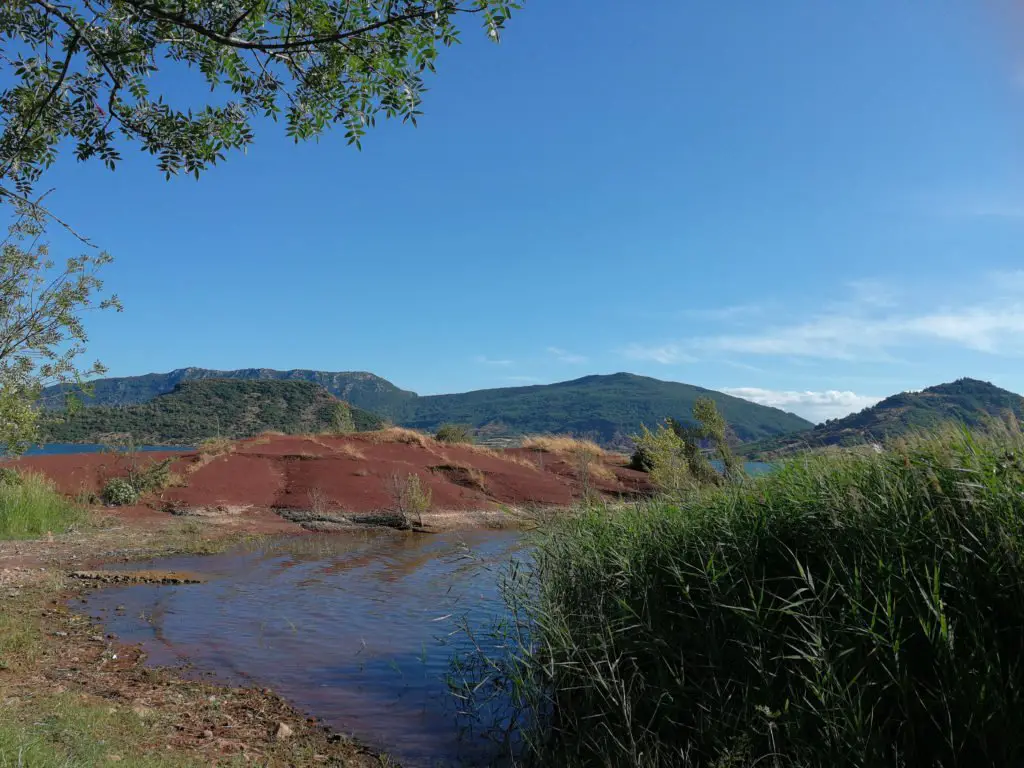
left=680, top=303, right=767, bottom=322
left=620, top=343, right=698, bottom=365
left=624, top=274, right=1024, bottom=364
left=722, top=387, right=883, bottom=424
left=547, top=346, right=588, bottom=364
left=474, top=355, right=514, bottom=367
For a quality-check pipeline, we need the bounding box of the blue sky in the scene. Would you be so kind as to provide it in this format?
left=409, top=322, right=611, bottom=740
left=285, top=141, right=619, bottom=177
left=36, top=0, right=1024, bottom=422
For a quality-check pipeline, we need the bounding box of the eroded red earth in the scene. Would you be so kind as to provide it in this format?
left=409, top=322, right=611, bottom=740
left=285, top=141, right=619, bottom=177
left=7, top=434, right=653, bottom=527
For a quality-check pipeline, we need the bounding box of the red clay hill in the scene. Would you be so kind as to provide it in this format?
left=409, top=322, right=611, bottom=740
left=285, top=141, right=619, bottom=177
left=7, top=429, right=653, bottom=530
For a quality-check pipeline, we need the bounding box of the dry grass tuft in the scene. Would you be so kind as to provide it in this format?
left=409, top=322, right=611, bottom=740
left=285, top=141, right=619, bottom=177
left=360, top=427, right=433, bottom=448
left=458, top=443, right=540, bottom=469
left=522, top=435, right=606, bottom=458
left=431, top=463, right=489, bottom=493
left=335, top=442, right=366, bottom=460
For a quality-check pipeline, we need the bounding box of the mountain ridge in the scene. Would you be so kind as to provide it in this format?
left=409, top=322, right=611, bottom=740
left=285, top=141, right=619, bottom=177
left=41, top=368, right=814, bottom=446
left=740, top=377, right=1024, bottom=459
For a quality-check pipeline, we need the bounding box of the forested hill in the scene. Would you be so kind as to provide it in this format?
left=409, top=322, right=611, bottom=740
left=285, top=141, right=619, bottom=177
left=42, top=369, right=813, bottom=446
left=40, top=379, right=385, bottom=444
left=740, top=378, right=1024, bottom=459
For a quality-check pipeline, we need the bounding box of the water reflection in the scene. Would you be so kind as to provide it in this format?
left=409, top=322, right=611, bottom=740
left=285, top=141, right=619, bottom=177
left=76, top=531, right=525, bottom=767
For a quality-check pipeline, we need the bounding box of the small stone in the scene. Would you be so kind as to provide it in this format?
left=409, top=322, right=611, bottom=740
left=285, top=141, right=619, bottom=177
left=52, top=631, right=68, bottom=638
left=202, top=730, right=214, bottom=739
left=274, top=722, right=293, bottom=741
left=106, top=755, right=122, bottom=762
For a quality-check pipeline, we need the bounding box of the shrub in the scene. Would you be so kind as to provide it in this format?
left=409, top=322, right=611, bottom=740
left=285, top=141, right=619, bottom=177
left=100, top=477, right=139, bottom=507
left=435, top=423, right=475, bottom=444
left=0, top=467, right=24, bottom=487
left=628, top=422, right=691, bottom=495
left=330, top=402, right=356, bottom=435
left=475, top=428, right=1024, bottom=767
left=386, top=472, right=432, bottom=529
left=0, top=472, right=82, bottom=539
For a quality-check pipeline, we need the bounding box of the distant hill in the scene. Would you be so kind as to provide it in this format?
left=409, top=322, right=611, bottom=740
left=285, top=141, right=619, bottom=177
left=42, top=369, right=813, bottom=446
left=41, top=367, right=417, bottom=418
left=398, top=373, right=812, bottom=445
left=40, top=379, right=385, bottom=444
left=740, top=378, right=1024, bottom=459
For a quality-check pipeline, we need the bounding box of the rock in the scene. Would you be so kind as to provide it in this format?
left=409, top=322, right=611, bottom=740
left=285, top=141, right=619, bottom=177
left=202, top=730, right=214, bottom=739
left=274, top=722, right=293, bottom=741
left=52, top=631, right=68, bottom=638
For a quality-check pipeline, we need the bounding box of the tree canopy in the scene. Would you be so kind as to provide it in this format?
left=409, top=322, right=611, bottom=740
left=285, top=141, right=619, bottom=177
left=1, top=0, right=518, bottom=204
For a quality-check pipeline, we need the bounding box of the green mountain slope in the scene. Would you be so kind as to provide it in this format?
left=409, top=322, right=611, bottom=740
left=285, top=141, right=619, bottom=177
left=741, top=378, right=1024, bottom=459
left=398, top=373, right=811, bottom=445
left=40, top=379, right=385, bottom=444
left=41, top=367, right=416, bottom=417
left=42, top=369, right=813, bottom=446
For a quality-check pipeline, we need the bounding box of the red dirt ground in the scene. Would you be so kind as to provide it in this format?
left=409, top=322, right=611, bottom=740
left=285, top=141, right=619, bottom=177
left=6, top=435, right=654, bottom=526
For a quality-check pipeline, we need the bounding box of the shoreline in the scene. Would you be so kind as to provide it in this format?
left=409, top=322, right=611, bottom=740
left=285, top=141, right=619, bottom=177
left=0, top=516, right=394, bottom=766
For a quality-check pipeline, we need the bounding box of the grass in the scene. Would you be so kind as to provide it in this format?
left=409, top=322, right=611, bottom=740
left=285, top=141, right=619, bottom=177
left=361, top=426, right=433, bottom=448
left=0, top=472, right=83, bottom=540
left=0, top=695, right=198, bottom=767
left=521, top=435, right=605, bottom=458
left=457, top=425, right=1024, bottom=767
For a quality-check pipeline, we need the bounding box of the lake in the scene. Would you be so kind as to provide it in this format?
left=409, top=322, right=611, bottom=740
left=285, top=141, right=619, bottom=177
left=75, top=531, right=525, bottom=767
left=18, top=443, right=194, bottom=456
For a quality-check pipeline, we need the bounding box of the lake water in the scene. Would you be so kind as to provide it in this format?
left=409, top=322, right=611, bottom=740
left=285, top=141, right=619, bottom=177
left=20, top=443, right=194, bottom=456
left=75, top=531, right=526, bottom=767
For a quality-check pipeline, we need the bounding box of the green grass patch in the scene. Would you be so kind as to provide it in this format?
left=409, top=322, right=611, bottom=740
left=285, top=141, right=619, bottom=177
left=470, top=426, right=1024, bottom=767
left=0, top=471, right=83, bottom=540
left=0, top=695, right=203, bottom=767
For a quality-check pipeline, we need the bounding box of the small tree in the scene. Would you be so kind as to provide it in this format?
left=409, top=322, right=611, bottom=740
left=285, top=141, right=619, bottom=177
left=629, top=422, right=693, bottom=496
left=0, top=202, right=119, bottom=453
left=331, top=401, right=356, bottom=435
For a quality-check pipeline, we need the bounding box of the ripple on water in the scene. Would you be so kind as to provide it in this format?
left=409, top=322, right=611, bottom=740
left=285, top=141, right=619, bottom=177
left=75, top=530, right=527, bottom=767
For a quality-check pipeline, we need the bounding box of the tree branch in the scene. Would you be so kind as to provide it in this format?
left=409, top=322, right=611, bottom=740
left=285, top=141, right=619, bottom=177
left=115, top=0, right=476, bottom=52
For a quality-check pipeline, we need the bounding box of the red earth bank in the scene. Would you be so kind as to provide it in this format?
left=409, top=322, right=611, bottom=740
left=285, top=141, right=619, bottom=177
left=7, top=435, right=653, bottom=524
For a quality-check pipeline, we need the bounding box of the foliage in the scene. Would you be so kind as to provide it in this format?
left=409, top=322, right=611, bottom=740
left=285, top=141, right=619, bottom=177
left=470, top=426, right=1024, bottom=767
left=40, top=379, right=385, bottom=443
left=41, top=367, right=418, bottom=414
left=629, top=398, right=744, bottom=493
left=386, top=471, right=431, bottom=529
left=628, top=422, right=692, bottom=494
left=0, top=466, right=23, bottom=486
left=44, top=370, right=814, bottom=446
left=100, top=477, right=139, bottom=506
left=435, top=422, right=474, bottom=444
left=0, top=0, right=519, bottom=203
left=0, top=470, right=82, bottom=538
left=0, top=202, right=119, bottom=453
left=742, top=377, right=1024, bottom=460
left=330, top=401, right=356, bottom=435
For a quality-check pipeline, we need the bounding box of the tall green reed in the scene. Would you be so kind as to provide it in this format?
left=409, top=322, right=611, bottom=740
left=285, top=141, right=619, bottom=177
left=457, top=426, right=1024, bottom=767
left=0, top=470, right=82, bottom=539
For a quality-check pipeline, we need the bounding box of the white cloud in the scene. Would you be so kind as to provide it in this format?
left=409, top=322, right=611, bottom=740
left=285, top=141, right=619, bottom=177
left=620, top=343, right=698, bottom=365
left=547, top=346, right=588, bottom=364
left=722, top=387, right=883, bottom=424
left=474, top=355, right=513, bottom=366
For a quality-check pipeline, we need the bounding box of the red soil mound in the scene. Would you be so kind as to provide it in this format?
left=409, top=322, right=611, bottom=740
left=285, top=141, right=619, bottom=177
left=4, top=435, right=654, bottom=526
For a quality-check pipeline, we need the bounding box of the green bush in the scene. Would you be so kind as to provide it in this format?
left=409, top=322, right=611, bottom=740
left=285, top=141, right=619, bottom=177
left=435, top=423, right=475, bottom=444
left=487, top=427, right=1024, bottom=767
left=0, top=466, right=24, bottom=486
left=0, top=472, right=82, bottom=539
left=101, top=477, right=139, bottom=507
